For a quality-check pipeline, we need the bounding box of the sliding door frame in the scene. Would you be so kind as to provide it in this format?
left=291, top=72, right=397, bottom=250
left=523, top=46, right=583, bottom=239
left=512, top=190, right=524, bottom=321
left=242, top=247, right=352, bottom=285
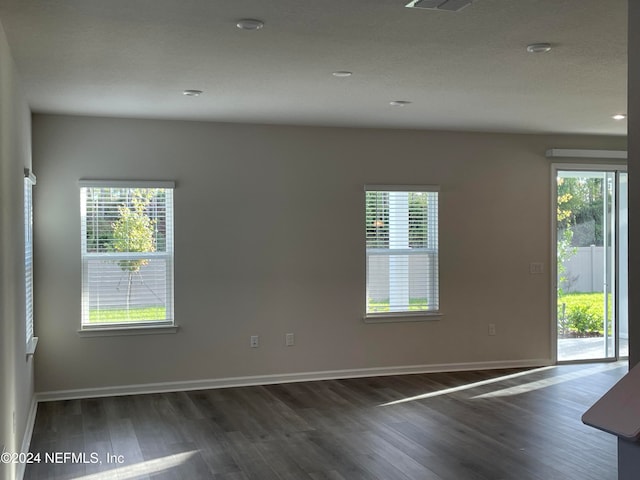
left=551, top=163, right=628, bottom=364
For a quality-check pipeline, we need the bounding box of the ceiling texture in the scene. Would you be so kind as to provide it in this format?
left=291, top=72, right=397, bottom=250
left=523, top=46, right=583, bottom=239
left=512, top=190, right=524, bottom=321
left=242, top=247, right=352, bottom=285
left=0, top=0, right=628, bottom=134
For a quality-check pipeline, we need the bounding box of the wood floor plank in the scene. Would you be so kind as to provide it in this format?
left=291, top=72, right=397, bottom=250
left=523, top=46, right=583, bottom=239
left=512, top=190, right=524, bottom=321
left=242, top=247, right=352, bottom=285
left=80, top=398, right=116, bottom=478
left=223, top=431, right=283, bottom=480
left=24, top=362, right=625, bottom=480
left=308, top=470, right=348, bottom=480
left=252, top=439, right=314, bottom=480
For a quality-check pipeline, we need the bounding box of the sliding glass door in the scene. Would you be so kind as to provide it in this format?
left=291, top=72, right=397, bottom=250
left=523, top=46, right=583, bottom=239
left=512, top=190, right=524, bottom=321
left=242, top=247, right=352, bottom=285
left=555, top=166, right=627, bottom=362
left=618, top=172, right=628, bottom=358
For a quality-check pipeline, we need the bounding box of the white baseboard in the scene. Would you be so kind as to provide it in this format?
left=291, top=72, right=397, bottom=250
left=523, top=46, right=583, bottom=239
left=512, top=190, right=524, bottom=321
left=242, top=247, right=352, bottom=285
left=36, top=358, right=552, bottom=402
left=16, top=397, right=38, bottom=480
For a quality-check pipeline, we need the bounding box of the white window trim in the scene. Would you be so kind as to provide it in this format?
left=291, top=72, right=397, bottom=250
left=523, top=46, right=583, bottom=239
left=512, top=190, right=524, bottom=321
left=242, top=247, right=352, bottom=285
left=25, top=169, right=38, bottom=356
left=78, top=179, right=176, bottom=188
left=364, top=184, right=441, bottom=322
left=364, top=184, right=440, bottom=192
left=79, top=180, right=176, bottom=333
left=77, top=325, right=179, bottom=337
left=364, top=311, right=443, bottom=323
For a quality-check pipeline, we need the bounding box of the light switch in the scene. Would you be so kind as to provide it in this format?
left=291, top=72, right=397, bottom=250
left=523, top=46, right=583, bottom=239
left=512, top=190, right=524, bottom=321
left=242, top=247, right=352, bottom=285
left=530, top=262, right=544, bottom=274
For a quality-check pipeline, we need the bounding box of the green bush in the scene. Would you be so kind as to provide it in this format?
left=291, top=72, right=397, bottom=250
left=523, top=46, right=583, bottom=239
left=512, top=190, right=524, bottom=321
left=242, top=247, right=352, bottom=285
left=567, top=305, right=600, bottom=335
left=558, top=292, right=612, bottom=336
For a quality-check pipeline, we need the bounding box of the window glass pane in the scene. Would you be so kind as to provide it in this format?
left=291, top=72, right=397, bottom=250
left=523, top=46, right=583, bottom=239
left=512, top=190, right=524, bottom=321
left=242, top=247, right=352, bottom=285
left=25, top=177, right=34, bottom=343
left=85, top=257, right=169, bottom=323
left=81, top=185, right=174, bottom=327
left=366, top=188, right=439, bottom=315
left=84, top=187, right=169, bottom=253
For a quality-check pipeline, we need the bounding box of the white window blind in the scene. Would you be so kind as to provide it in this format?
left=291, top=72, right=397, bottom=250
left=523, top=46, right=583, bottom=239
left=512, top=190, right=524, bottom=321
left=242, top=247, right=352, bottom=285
left=24, top=170, right=36, bottom=348
left=366, top=186, right=439, bottom=315
left=80, top=182, right=174, bottom=328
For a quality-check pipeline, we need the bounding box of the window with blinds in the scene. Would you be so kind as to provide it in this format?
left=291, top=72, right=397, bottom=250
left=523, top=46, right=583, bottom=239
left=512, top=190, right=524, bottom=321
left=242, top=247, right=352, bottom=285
left=24, top=170, right=36, bottom=352
left=80, top=181, right=174, bottom=328
left=365, top=186, right=439, bottom=316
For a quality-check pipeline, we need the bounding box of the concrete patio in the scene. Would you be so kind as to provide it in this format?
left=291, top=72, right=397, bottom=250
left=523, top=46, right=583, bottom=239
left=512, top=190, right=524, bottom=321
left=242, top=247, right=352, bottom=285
left=558, top=336, right=629, bottom=361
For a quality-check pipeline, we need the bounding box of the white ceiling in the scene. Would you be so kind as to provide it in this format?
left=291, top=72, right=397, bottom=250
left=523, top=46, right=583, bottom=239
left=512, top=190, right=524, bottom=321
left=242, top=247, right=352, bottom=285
left=0, top=0, right=628, bottom=135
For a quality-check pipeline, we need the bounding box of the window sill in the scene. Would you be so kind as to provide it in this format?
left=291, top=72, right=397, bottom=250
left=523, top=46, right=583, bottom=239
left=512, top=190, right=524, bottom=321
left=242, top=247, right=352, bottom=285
left=364, top=312, right=443, bottom=324
left=26, top=336, right=38, bottom=358
left=77, top=325, right=179, bottom=337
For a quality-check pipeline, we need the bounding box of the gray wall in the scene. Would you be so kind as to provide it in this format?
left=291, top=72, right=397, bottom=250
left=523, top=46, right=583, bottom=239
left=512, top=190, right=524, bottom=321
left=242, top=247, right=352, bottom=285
left=0, top=20, right=34, bottom=480
left=32, top=115, right=627, bottom=393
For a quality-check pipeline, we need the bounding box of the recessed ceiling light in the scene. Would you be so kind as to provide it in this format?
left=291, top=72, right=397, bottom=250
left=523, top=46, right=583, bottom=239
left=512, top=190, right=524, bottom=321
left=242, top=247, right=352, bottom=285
left=332, top=71, right=353, bottom=77
left=236, top=19, right=264, bottom=30
left=390, top=100, right=412, bottom=107
left=526, top=43, right=552, bottom=53
left=183, top=90, right=203, bottom=97
left=612, top=114, right=627, bottom=120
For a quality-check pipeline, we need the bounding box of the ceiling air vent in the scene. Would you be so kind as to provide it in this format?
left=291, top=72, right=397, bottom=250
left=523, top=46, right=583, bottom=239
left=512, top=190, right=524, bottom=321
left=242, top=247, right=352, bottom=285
left=405, top=0, right=474, bottom=12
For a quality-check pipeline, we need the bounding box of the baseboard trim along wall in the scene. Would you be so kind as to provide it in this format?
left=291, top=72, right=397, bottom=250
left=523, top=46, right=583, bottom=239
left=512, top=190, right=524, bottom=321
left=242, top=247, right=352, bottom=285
left=16, top=397, right=38, bottom=480
left=36, top=358, right=553, bottom=402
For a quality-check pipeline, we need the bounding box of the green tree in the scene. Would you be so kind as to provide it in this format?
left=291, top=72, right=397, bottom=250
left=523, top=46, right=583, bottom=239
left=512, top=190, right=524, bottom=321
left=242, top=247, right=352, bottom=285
left=111, top=189, right=156, bottom=312
left=557, top=178, right=577, bottom=297
left=558, top=177, right=606, bottom=246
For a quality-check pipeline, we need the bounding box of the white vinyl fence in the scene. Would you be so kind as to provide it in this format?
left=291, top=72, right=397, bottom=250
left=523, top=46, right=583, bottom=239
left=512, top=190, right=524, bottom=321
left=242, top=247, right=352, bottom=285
left=561, top=245, right=606, bottom=293
left=86, top=258, right=168, bottom=309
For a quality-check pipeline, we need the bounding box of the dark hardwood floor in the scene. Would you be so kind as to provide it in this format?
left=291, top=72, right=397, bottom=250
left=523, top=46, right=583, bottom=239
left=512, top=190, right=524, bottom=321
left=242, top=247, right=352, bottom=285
left=25, top=362, right=626, bottom=480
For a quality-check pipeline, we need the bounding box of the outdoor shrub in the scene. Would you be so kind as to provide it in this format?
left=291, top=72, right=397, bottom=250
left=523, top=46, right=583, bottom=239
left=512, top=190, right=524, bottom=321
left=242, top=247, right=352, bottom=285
left=567, top=304, right=601, bottom=335
left=558, top=292, right=612, bottom=336
left=557, top=303, right=570, bottom=336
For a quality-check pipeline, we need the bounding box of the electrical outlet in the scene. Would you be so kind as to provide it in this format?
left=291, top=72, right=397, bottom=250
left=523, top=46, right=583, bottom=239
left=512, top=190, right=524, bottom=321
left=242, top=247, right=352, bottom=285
left=250, top=335, right=259, bottom=348
left=285, top=333, right=295, bottom=346
left=488, top=324, right=496, bottom=336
